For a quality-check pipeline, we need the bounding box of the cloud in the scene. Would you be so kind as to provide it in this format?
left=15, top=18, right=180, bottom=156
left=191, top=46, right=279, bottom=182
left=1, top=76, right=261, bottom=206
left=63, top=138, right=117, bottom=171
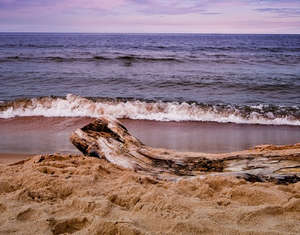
left=0, top=0, right=59, bottom=8
left=0, top=0, right=126, bottom=13
left=0, top=0, right=299, bottom=33
left=124, top=0, right=221, bottom=15
left=255, top=8, right=300, bottom=17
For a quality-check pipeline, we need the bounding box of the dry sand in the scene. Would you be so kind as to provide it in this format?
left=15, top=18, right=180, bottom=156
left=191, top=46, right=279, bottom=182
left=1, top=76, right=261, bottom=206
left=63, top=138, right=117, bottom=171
left=0, top=153, right=299, bottom=234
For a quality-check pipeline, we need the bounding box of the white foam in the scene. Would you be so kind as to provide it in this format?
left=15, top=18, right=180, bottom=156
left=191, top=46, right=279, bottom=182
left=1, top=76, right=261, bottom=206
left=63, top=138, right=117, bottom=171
left=0, top=94, right=299, bottom=126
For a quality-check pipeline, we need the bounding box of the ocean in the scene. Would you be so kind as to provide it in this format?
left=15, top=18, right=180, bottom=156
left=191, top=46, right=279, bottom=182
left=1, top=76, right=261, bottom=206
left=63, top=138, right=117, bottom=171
left=0, top=33, right=299, bottom=153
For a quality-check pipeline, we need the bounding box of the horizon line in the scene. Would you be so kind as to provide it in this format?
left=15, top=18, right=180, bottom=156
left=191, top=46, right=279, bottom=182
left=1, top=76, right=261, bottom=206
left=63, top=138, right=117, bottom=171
left=0, top=31, right=300, bottom=35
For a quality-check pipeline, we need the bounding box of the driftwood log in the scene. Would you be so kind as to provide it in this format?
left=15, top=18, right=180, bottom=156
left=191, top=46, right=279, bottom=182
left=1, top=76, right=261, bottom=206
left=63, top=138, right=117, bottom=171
left=70, top=117, right=300, bottom=183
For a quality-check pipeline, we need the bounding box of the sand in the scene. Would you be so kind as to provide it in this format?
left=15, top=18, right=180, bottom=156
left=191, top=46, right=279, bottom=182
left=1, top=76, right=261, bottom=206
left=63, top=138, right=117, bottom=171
left=0, top=154, right=33, bottom=165
left=0, top=153, right=299, bottom=234
left=0, top=117, right=299, bottom=234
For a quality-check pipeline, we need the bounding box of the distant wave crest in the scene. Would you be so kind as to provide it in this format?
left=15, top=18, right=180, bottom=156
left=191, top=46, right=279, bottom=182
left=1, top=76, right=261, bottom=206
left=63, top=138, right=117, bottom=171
left=1, top=53, right=299, bottom=65
left=0, top=55, right=182, bottom=63
left=0, top=94, right=299, bottom=125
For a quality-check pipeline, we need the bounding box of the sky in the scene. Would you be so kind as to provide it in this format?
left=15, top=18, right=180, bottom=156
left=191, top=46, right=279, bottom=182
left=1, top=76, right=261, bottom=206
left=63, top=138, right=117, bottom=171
left=0, top=0, right=300, bottom=33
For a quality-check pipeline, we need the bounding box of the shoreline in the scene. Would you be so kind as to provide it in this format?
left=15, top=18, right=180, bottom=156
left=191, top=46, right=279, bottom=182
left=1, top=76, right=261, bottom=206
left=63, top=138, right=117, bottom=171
left=0, top=116, right=300, bottom=156
left=0, top=153, right=34, bottom=164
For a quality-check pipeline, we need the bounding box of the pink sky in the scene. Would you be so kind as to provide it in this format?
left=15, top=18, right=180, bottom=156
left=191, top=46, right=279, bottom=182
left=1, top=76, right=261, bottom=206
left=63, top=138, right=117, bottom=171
left=0, top=0, right=299, bottom=33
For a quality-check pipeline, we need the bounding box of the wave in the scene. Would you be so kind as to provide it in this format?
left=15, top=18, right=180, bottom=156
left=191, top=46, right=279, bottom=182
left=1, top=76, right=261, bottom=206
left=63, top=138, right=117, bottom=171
left=259, top=47, right=300, bottom=53
left=190, top=46, right=300, bottom=53
left=2, top=54, right=298, bottom=66
left=0, top=55, right=182, bottom=63
left=0, top=94, right=299, bottom=126
left=116, top=55, right=181, bottom=62
left=0, top=44, right=65, bottom=48
left=2, top=41, right=300, bottom=53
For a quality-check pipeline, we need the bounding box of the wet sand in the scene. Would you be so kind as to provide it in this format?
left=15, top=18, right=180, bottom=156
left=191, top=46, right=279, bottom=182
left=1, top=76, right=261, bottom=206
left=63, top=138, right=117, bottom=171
left=122, top=118, right=300, bottom=153
left=0, top=117, right=94, bottom=155
left=0, top=116, right=299, bottom=156
left=0, top=153, right=33, bottom=164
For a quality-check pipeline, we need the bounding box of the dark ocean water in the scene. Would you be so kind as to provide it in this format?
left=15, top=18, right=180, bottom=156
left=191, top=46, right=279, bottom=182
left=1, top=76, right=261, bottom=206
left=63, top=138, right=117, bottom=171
left=0, top=33, right=300, bottom=125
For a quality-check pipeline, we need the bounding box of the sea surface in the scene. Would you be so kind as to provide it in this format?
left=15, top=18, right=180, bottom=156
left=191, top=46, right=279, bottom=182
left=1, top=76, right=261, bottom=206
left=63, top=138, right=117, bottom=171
left=0, top=33, right=300, bottom=154
left=0, top=33, right=300, bottom=125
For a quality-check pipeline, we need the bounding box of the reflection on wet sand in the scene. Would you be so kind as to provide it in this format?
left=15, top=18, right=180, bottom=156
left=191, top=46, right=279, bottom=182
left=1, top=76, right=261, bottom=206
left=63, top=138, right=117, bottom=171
left=0, top=117, right=299, bottom=156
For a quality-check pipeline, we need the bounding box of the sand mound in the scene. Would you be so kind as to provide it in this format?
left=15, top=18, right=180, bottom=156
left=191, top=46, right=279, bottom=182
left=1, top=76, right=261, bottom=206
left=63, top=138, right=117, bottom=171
left=0, top=153, right=299, bottom=234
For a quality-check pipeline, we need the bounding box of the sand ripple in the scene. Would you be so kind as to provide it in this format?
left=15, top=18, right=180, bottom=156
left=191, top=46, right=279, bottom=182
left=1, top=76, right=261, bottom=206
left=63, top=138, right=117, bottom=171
left=0, top=154, right=299, bottom=234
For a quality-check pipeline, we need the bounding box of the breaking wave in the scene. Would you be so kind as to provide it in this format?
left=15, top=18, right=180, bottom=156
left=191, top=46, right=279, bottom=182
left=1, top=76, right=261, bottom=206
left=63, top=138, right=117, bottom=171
left=0, top=94, right=299, bottom=125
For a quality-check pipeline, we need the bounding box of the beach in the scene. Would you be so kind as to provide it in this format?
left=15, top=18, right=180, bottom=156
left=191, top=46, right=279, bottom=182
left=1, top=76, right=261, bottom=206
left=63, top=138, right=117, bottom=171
left=0, top=33, right=299, bottom=234
left=0, top=117, right=299, bottom=234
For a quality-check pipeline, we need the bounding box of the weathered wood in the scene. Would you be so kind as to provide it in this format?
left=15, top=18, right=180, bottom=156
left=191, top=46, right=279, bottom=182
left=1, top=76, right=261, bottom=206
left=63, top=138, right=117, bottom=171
left=70, top=117, right=300, bottom=183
